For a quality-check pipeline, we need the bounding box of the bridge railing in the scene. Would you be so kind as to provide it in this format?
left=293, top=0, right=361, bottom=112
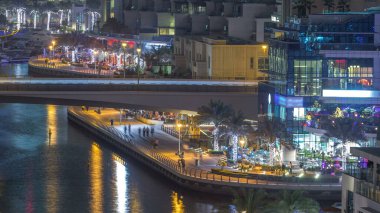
left=68, top=107, right=341, bottom=189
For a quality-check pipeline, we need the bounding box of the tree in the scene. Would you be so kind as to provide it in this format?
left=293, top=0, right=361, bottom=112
left=233, top=189, right=267, bottom=213
left=323, top=0, right=335, bottom=12
left=265, top=190, right=320, bottom=213
left=293, top=0, right=316, bottom=18
left=257, top=116, right=290, bottom=165
left=222, top=110, right=251, bottom=162
left=336, top=0, right=350, bottom=12
left=324, top=117, right=366, bottom=168
left=195, top=100, right=232, bottom=151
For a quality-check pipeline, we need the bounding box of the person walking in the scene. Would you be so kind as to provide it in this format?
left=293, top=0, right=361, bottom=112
left=124, top=125, right=127, bottom=135
left=151, top=127, right=154, bottom=136
left=143, top=127, right=146, bottom=137
left=110, top=119, right=114, bottom=126
left=128, top=124, right=131, bottom=134
left=138, top=127, right=141, bottom=136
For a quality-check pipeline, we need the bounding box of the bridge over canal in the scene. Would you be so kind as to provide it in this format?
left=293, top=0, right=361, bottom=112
left=0, top=78, right=258, bottom=118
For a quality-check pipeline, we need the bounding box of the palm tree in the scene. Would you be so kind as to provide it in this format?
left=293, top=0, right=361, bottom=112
left=222, top=110, right=251, bottom=162
left=265, top=190, right=320, bottom=213
left=257, top=116, right=289, bottom=165
left=336, top=0, right=350, bottom=12
left=233, top=189, right=267, bottom=213
left=324, top=117, right=366, bottom=168
left=293, top=0, right=316, bottom=18
left=323, top=0, right=335, bottom=12
left=196, top=100, right=232, bottom=151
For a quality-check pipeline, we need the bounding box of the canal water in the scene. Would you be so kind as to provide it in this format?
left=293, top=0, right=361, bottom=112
left=0, top=63, right=233, bottom=213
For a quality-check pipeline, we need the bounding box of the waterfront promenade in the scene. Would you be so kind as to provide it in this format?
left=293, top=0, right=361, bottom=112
left=68, top=106, right=342, bottom=197
left=81, top=108, right=220, bottom=170
left=29, top=58, right=113, bottom=77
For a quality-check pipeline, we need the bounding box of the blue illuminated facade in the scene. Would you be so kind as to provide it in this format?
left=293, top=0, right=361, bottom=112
left=260, top=11, right=380, bottom=149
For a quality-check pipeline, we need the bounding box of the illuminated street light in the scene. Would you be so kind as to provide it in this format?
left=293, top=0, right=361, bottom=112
left=51, top=41, right=56, bottom=58
left=49, top=45, right=53, bottom=59
left=136, top=47, right=142, bottom=86
left=94, top=50, right=99, bottom=74
left=177, top=123, right=182, bottom=157
left=122, top=43, right=127, bottom=78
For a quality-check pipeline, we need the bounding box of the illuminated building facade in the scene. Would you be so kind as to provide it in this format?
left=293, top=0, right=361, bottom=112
left=174, top=35, right=268, bottom=80
left=101, top=0, right=276, bottom=41
left=260, top=9, right=380, bottom=149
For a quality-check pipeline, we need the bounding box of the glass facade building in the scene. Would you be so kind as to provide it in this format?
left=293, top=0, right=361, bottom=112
left=259, top=11, right=380, bottom=150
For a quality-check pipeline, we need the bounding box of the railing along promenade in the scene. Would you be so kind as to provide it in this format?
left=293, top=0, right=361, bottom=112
left=68, top=107, right=341, bottom=194
left=29, top=57, right=113, bottom=77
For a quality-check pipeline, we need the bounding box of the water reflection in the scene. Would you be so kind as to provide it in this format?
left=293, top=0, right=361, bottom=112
left=0, top=103, right=231, bottom=213
left=114, top=154, right=128, bottom=213
left=90, top=143, right=103, bottom=213
left=46, top=105, right=57, bottom=145
left=44, top=105, right=59, bottom=213
left=171, top=191, right=185, bottom=213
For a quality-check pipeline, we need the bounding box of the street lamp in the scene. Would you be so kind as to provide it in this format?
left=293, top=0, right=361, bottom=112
left=122, top=42, right=127, bottom=78
left=136, top=46, right=141, bottom=85
left=51, top=40, right=56, bottom=58
left=177, top=123, right=182, bottom=157
left=49, top=45, right=53, bottom=59
left=94, top=50, right=98, bottom=75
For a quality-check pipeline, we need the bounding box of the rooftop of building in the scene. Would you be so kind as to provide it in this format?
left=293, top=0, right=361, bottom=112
left=351, top=147, right=380, bottom=163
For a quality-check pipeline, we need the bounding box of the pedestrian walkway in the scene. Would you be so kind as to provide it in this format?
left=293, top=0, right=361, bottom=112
left=81, top=107, right=221, bottom=171
left=68, top=106, right=342, bottom=193
left=29, top=58, right=113, bottom=77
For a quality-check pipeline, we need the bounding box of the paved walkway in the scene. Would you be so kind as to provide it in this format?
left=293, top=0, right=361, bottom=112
left=30, top=58, right=113, bottom=77
left=82, top=107, right=221, bottom=171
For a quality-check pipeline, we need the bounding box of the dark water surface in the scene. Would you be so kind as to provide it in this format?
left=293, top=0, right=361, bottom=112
left=0, top=63, right=232, bottom=213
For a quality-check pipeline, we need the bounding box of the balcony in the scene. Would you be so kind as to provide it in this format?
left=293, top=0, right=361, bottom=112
left=356, top=180, right=380, bottom=204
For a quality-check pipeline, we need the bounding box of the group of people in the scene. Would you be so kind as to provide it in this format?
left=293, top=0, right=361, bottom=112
left=124, top=124, right=131, bottom=135
left=138, top=126, right=154, bottom=137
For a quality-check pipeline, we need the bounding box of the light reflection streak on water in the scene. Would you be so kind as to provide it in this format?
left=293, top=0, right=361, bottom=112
left=171, top=191, right=185, bottom=213
left=46, top=105, right=57, bottom=145
left=114, top=154, right=128, bottom=213
left=45, top=105, right=58, bottom=213
left=90, top=143, right=103, bottom=213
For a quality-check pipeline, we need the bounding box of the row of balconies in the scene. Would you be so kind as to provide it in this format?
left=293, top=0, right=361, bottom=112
left=122, top=0, right=275, bottom=17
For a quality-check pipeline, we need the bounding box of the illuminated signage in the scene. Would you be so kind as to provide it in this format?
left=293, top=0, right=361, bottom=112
left=322, top=90, right=379, bottom=98
left=274, top=94, right=303, bottom=108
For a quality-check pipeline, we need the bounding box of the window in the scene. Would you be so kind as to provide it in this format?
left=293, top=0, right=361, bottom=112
left=258, top=57, right=269, bottom=70
left=293, top=59, right=322, bottom=96
left=250, top=57, right=254, bottom=69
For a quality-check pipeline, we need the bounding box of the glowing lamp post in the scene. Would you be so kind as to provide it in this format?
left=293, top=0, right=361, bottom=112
left=94, top=50, right=99, bottom=74
left=136, top=47, right=142, bottom=85
left=122, top=42, right=127, bottom=78
left=51, top=41, right=56, bottom=58
left=48, top=45, right=53, bottom=59
left=177, top=123, right=182, bottom=157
